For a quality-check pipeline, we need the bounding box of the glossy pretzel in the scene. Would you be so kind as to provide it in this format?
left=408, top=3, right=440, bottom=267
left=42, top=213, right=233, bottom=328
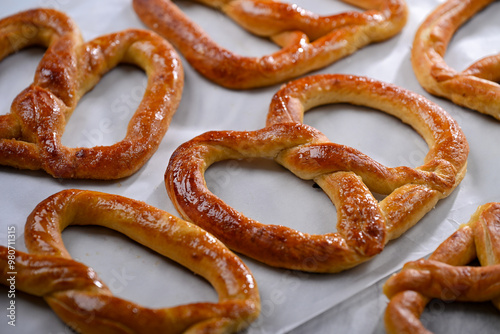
left=165, top=74, right=469, bottom=273
left=0, top=189, right=260, bottom=333
left=383, top=203, right=500, bottom=334
left=0, top=9, right=183, bottom=179
left=133, top=0, right=408, bottom=89
left=412, top=0, right=500, bottom=119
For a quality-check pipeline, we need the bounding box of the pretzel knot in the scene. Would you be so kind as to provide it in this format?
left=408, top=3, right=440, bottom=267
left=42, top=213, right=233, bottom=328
left=165, top=74, right=469, bottom=273
left=0, top=189, right=260, bottom=334
left=383, top=202, right=500, bottom=334
left=0, top=9, right=184, bottom=179
left=133, top=0, right=408, bottom=89
left=412, top=0, right=500, bottom=119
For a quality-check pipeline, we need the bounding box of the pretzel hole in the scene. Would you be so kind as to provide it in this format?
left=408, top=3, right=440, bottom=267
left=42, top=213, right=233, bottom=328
left=62, top=225, right=218, bottom=308
left=61, top=65, right=147, bottom=148
left=420, top=299, right=500, bottom=333
left=205, top=158, right=338, bottom=234
left=444, top=1, right=500, bottom=73
left=0, top=47, right=45, bottom=117
left=303, top=103, right=428, bottom=170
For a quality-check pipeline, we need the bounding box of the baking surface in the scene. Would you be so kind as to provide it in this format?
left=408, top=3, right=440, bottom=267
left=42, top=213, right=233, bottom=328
left=1, top=0, right=499, bottom=333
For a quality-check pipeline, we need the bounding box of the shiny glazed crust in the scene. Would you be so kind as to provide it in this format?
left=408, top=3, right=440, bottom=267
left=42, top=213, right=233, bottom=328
left=133, top=0, right=408, bottom=89
left=412, top=0, right=500, bottom=119
left=383, top=203, right=500, bottom=334
left=165, top=74, right=469, bottom=273
left=0, top=9, right=184, bottom=179
left=0, top=189, right=260, bottom=333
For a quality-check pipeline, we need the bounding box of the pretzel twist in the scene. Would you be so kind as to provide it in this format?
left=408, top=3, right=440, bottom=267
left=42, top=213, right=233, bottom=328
left=133, top=0, right=408, bottom=89
left=165, top=74, right=468, bottom=272
left=412, top=0, right=500, bottom=119
left=383, top=202, right=500, bottom=334
left=0, top=189, right=260, bottom=333
left=0, top=9, right=184, bottom=179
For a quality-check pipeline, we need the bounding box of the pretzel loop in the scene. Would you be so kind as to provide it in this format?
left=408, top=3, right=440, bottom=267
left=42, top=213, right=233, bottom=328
left=133, top=0, right=408, bottom=89
left=412, top=0, right=500, bottom=119
left=0, top=189, right=260, bottom=333
left=165, top=74, right=468, bottom=272
left=0, top=9, right=184, bottom=179
left=383, top=203, right=500, bottom=334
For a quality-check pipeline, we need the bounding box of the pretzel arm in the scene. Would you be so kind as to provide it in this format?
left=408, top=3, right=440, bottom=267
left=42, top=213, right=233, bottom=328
left=384, top=291, right=432, bottom=334
left=0, top=9, right=82, bottom=100
left=0, top=139, right=42, bottom=170
left=278, top=143, right=455, bottom=194
left=384, top=259, right=500, bottom=302
left=0, top=246, right=106, bottom=297
left=315, top=172, right=386, bottom=257
left=221, top=0, right=373, bottom=40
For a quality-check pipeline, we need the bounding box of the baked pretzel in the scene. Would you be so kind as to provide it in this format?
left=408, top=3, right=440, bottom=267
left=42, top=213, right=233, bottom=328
left=0, top=189, right=260, bottom=333
left=133, top=0, right=408, bottom=89
left=0, top=9, right=183, bottom=179
left=383, top=202, right=500, bottom=334
left=412, top=0, right=500, bottom=119
left=165, top=74, right=469, bottom=273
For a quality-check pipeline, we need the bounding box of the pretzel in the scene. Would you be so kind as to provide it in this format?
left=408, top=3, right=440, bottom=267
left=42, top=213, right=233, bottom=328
left=383, top=202, right=500, bottom=334
left=165, top=74, right=468, bottom=273
left=133, top=0, right=408, bottom=89
left=0, top=189, right=260, bottom=333
left=412, top=0, right=500, bottom=119
left=0, top=9, right=183, bottom=179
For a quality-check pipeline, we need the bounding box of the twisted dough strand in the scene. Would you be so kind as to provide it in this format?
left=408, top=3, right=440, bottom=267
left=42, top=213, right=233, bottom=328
left=133, top=0, right=407, bottom=89
left=0, top=189, right=260, bottom=334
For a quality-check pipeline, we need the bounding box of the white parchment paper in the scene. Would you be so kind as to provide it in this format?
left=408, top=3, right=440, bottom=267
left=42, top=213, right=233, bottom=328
left=0, top=0, right=499, bottom=333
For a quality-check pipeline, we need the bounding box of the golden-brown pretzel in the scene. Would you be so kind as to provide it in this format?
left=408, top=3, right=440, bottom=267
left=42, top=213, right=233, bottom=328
left=133, top=0, right=408, bottom=89
left=412, top=0, right=500, bottom=119
left=0, top=9, right=184, bottom=179
left=165, top=74, right=468, bottom=273
left=0, top=189, right=260, bottom=333
left=383, top=202, right=500, bottom=334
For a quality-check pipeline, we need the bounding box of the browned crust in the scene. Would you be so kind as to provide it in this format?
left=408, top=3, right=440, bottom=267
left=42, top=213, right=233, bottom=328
left=165, top=74, right=468, bottom=273
left=0, top=189, right=260, bottom=333
left=133, top=0, right=408, bottom=89
left=0, top=9, right=184, bottom=179
left=412, top=0, right=500, bottom=119
left=383, top=203, right=500, bottom=334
